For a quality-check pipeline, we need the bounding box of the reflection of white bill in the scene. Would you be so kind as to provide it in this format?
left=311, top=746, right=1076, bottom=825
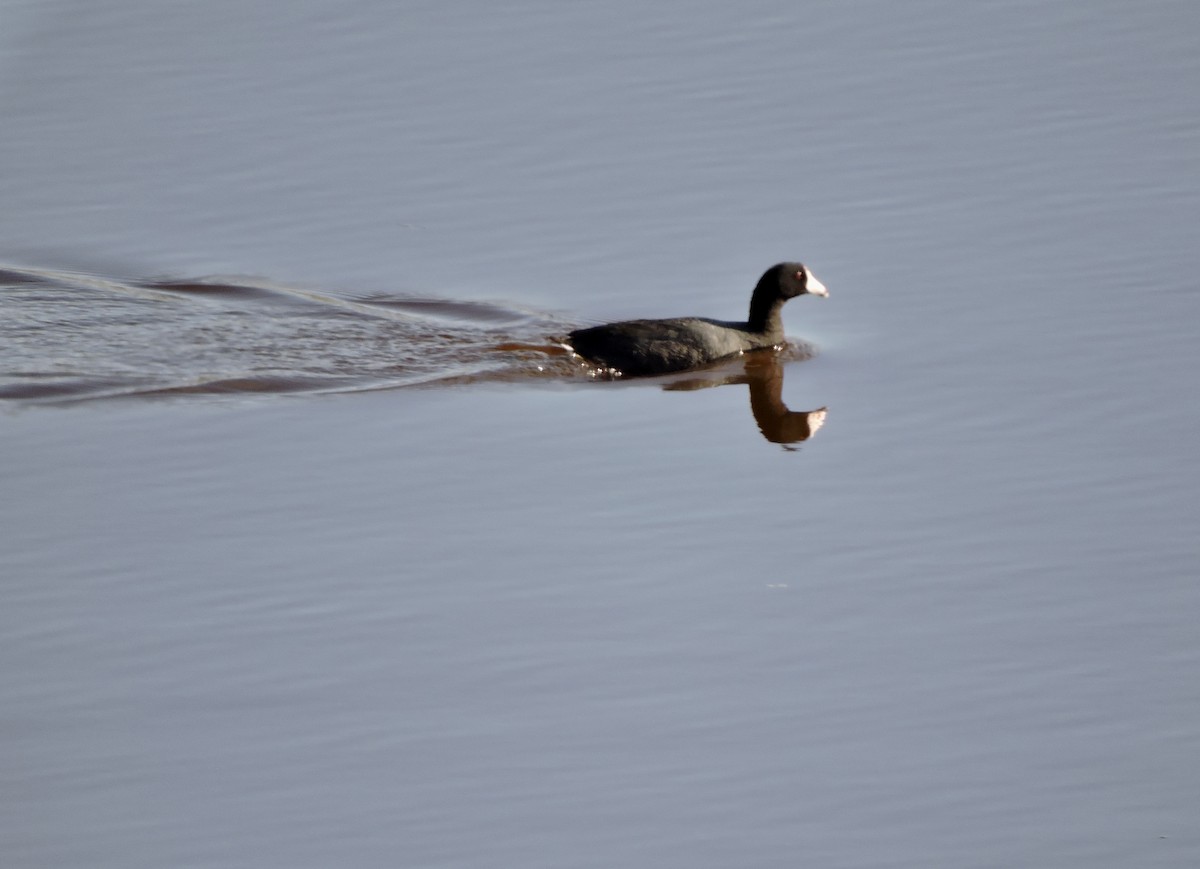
left=661, top=350, right=828, bottom=448
left=805, top=408, right=828, bottom=437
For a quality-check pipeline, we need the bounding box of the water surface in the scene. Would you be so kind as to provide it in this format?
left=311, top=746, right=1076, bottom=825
left=3, top=1, right=1200, bottom=867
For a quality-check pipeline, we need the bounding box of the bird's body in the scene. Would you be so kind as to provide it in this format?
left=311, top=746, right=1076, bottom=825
left=568, top=316, right=771, bottom=376
left=567, top=262, right=827, bottom=377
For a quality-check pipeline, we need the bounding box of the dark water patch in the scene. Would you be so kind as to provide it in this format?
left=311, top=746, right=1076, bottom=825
left=0, top=268, right=53, bottom=287
left=350, top=294, right=542, bottom=326
left=146, top=278, right=308, bottom=305
left=147, top=276, right=551, bottom=328
left=0, top=375, right=155, bottom=402
left=131, top=374, right=364, bottom=398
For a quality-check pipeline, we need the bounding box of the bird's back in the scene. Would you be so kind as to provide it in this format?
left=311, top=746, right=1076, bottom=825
left=568, top=317, right=758, bottom=376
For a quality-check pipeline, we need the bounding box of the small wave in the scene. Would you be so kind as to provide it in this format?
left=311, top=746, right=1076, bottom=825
left=1, top=262, right=586, bottom=404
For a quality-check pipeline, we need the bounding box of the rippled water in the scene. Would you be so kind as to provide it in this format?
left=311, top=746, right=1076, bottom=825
left=0, top=264, right=581, bottom=400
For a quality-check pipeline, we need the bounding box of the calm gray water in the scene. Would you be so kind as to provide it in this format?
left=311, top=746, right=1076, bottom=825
left=4, top=1, right=1200, bottom=867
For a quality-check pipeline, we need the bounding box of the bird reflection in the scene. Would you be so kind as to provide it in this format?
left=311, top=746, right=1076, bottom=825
left=663, top=350, right=827, bottom=449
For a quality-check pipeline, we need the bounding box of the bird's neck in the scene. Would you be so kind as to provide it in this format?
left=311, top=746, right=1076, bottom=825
left=747, top=276, right=786, bottom=338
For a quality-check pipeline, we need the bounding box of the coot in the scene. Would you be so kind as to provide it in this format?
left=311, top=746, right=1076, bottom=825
left=567, top=262, right=827, bottom=377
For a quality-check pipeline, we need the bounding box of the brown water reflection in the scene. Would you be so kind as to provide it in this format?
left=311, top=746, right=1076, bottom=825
left=664, top=352, right=827, bottom=448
